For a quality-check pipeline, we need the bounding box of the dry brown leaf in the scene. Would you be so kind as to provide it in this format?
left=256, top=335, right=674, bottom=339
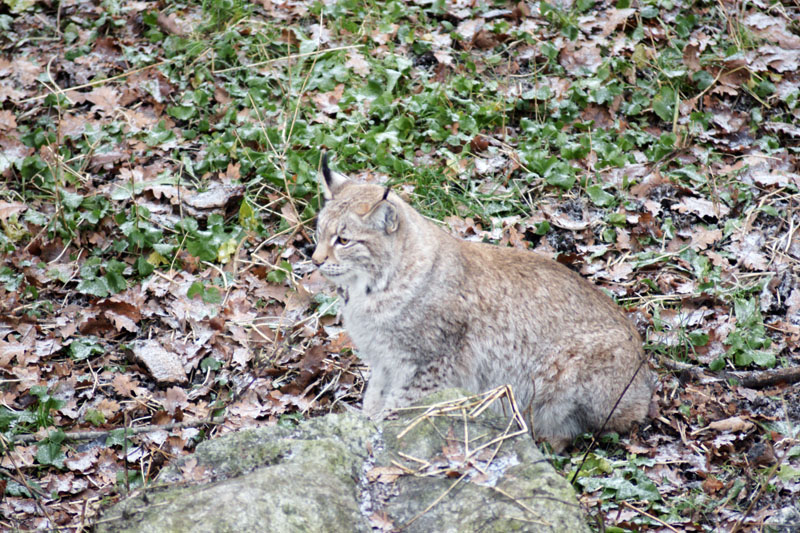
left=369, top=511, right=396, bottom=532
left=444, top=215, right=481, bottom=237
left=0, top=110, right=16, bottom=131
left=702, top=476, right=725, bottom=494
left=182, top=182, right=245, bottom=214
left=100, top=301, right=141, bottom=333
left=764, top=122, right=800, bottom=139
left=312, top=84, right=345, bottom=115
left=707, top=416, right=754, bottom=433
left=85, top=86, right=121, bottom=115
left=473, top=29, right=502, bottom=49
left=744, top=12, right=800, bottom=49
left=750, top=170, right=799, bottom=187
left=0, top=200, right=26, bottom=220
left=232, top=346, right=252, bottom=366
left=96, top=398, right=121, bottom=419
left=34, top=337, right=61, bottom=359
left=156, top=12, right=189, bottom=35
left=601, top=8, right=635, bottom=37
left=163, top=386, right=189, bottom=414
left=345, top=51, right=370, bottom=76
left=131, top=339, right=187, bottom=383
left=179, top=457, right=210, bottom=482
left=11, top=58, right=41, bottom=86
left=541, top=203, right=589, bottom=230
left=746, top=46, right=800, bottom=73
left=689, top=227, right=722, bottom=250
left=606, top=261, right=633, bottom=282
left=559, top=40, right=602, bottom=75
left=1, top=445, right=36, bottom=469
left=0, top=339, right=25, bottom=366
left=730, top=230, right=769, bottom=271
left=455, top=18, right=484, bottom=42
left=366, top=465, right=406, bottom=483
left=64, top=448, right=99, bottom=473
left=112, top=373, right=140, bottom=396
left=673, top=197, right=731, bottom=219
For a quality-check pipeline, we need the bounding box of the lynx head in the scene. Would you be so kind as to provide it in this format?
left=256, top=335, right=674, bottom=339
left=312, top=152, right=401, bottom=294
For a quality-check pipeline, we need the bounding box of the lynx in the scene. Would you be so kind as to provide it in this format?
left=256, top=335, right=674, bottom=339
left=312, top=153, right=654, bottom=450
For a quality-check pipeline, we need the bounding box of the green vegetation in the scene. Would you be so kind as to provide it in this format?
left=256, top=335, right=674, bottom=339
left=1, top=0, right=798, bottom=530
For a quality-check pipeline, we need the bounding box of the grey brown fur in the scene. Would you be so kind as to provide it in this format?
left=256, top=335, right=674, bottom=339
left=312, top=154, right=654, bottom=450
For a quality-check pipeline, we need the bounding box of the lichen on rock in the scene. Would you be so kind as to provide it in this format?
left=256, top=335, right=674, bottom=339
left=96, top=389, right=589, bottom=533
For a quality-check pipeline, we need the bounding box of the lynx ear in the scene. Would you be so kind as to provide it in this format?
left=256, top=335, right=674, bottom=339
left=319, top=151, right=348, bottom=200
left=365, top=198, right=399, bottom=234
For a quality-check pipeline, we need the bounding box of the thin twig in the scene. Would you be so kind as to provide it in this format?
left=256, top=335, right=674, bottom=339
left=571, top=353, right=650, bottom=484
left=401, top=472, right=468, bottom=529
left=0, top=434, right=58, bottom=528
left=8, top=419, right=222, bottom=444
left=212, top=44, right=363, bottom=73
left=620, top=501, right=681, bottom=533
left=17, top=59, right=174, bottom=104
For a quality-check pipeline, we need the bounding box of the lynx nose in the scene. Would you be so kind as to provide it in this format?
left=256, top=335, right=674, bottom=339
left=311, top=249, right=325, bottom=267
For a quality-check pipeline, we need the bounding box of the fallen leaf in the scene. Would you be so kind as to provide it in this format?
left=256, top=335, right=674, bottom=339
left=366, top=465, right=406, bottom=483
left=112, top=373, right=140, bottom=396
left=163, top=386, right=189, bottom=415
left=96, top=398, right=121, bottom=419
left=312, top=84, right=345, bottom=115
left=0, top=200, right=26, bottom=220
left=702, top=476, right=724, bottom=494
left=0, top=110, right=17, bottom=131
left=345, top=51, right=370, bottom=76
left=64, top=448, right=99, bottom=473
left=730, top=230, right=769, bottom=271
left=131, top=339, right=187, bottom=383
left=85, top=86, right=121, bottom=115
left=707, top=416, right=754, bottom=433
left=689, top=227, right=722, bottom=250
left=673, top=197, right=731, bottom=219
left=602, top=8, right=635, bottom=37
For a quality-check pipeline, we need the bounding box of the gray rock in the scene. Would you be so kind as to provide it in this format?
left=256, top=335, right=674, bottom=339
left=368, top=389, right=590, bottom=532
left=96, top=389, right=589, bottom=533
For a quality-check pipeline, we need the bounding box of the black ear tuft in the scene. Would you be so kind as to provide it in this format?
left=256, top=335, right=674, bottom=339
left=318, top=151, right=348, bottom=200
left=321, top=151, right=332, bottom=187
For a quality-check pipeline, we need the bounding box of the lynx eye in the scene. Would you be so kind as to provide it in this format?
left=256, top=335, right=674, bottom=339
left=335, top=236, right=351, bottom=246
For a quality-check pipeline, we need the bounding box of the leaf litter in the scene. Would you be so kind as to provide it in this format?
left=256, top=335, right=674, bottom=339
left=0, top=0, right=799, bottom=530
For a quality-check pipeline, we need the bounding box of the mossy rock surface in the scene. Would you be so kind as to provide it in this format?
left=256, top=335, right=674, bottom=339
left=97, top=390, right=589, bottom=533
left=372, top=389, right=590, bottom=533
left=96, top=413, right=376, bottom=533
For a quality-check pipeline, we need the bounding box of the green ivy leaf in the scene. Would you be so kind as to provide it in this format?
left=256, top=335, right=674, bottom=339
left=36, top=430, right=66, bottom=469
left=200, top=356, right=223, bottom=371
left=106, top=428, right=133, bottom=448
left=187, top=281, right=205, bottom=300
left=85, top=409, right=106, bottom=426
left=586, top=185, right=615, bottom=207
left=652, top=87, right=675, bottom=123
left=267, top=260, right=292, bottom=283
left=76, top=278, right=110, bottom=297
left=167, top=105, right=196, bottom=120
left=68, top=338, right=104, bottom=360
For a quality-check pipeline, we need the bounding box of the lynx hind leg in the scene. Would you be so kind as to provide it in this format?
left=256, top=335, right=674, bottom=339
left=529, top=401, right=588, bottom=452
left=603, top=367, right=654, bottom=433
left=581, top=350, right=653, bottom=437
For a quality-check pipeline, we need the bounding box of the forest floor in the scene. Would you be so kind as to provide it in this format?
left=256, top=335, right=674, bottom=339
left=1, top=0, right=799, bottom=531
